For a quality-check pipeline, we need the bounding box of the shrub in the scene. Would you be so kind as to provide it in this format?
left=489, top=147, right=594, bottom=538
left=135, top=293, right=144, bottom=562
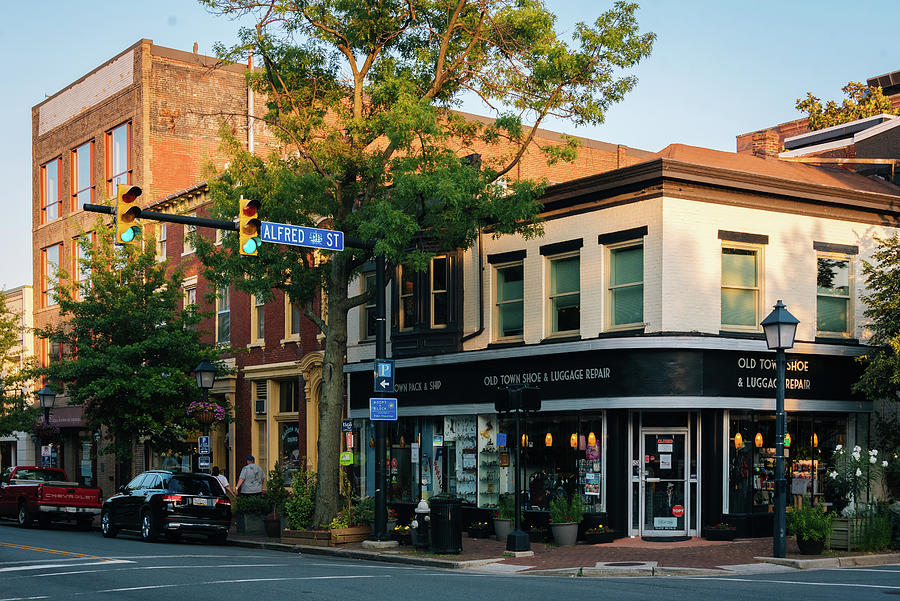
left=497, top=494, right=515, bottom=520
left=353, top=496, right=375, bottom=525
left=265, top=461, right=289, bottom=517
left=786, top=500, right=835, bottom=543
left=284, top=464, right=317, bottom=530
left=234, top=494, right=270, bottom=516
left=549, top=493, right=584, bottom=524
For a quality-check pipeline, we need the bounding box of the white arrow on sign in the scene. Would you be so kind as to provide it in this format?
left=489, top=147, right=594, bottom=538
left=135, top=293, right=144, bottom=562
left=379, top=380, right=390, bottom=389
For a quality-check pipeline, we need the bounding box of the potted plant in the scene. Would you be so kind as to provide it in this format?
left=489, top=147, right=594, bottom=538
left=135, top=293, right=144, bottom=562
left=264, top=462, right=289, bottom=538
left=826, top=445, right=890, bottom=550
left=388, top=507, right=399, bottom=532
left=786, top=500, right=836, bottom=555
left=526, top=524, right=546, bottom=543
left=702, top=522, right=738, bottom=542
left=583, top=524, right=615, bottom=544
left=549, top=493, right=583, bottom=547
left=494, top=494, right=514, bottom=541
left=468, top=520, right=490, bottom=538
left=392, top=524, right=412, bottom=545
left=233, top=494, right=269, bottom=536
left=355, top=496, right=375, bottom=528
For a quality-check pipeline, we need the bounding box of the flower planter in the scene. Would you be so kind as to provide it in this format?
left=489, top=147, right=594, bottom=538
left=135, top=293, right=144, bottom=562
left=527, top=529, right=546, bottom=543
left=702, top=527, right=738, bottom=541
left=493, top=518, right=512, bottom=541
left=281, top=529, right=332, bottom=546
left=829, top=516, right=864, bottom=551
left=468, top=526, right=490, bottom=539
left=550, top=522, right=579, bottom=547
left=583, top=530, right=615, bottom=544
left=330, top=525, right=371, bottom=545
left=237, top=513, right=266, bottom=536
left=264, top=516, right=282, bottom=538
left=796, top=535, right=826, bottom=555
left=392, top=531, right=412, bottom=545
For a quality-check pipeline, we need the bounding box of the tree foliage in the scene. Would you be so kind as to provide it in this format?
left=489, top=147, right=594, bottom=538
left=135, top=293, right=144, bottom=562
left=854, top=234, right=900, bottom=401
left=198, top=0, right=654, bottom=525
left=796, top=82, right=898, bottom=131
left=32, top=223, right=226, bottom=475
left=0, top=296, right=38, bottom=438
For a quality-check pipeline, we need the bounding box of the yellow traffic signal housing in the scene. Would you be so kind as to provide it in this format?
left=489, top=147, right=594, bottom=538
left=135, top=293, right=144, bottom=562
left=239, top=198, right=261, bottom=256
left=115, top=185, right=143, bottom=245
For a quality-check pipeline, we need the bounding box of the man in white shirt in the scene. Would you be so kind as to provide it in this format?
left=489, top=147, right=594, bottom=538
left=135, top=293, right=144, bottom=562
left=236, top=455, right=265, bottom=496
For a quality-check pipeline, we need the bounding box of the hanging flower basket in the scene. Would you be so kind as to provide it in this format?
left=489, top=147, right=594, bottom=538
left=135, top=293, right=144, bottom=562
left=187, top=400, right=227, bottom=424
left=32, top=421, right=61, bottom=441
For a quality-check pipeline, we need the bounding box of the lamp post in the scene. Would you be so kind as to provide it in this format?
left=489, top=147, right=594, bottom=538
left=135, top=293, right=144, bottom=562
left=760, top=299, right=798, bottom=559
left=38, top=385, right=56, bottom=425
left=194, top=358, right=217, bottom=472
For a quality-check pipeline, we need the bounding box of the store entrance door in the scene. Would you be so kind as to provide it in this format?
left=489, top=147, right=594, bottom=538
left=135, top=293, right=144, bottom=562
left=640, top=431, right=688, bottom=537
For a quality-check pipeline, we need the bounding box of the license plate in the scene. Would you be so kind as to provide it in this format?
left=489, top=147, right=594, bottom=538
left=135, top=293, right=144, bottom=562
left=192, top=498, right=210, bottom=506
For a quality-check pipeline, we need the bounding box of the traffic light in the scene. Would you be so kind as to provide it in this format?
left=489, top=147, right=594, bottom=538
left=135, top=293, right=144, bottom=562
left=239, top=198, right=261, bottom=256
left=115, top=184, right=142, bottom=245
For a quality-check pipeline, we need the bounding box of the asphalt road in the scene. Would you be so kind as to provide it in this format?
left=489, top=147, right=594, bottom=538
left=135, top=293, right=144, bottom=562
left=1, top=521, right=898, bottom=600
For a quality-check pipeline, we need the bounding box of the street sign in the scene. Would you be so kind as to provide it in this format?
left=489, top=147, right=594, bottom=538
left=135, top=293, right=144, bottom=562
left=198, top=454, right=211, bottom=470
left=198, top=435, right=210, bottom=455
left=374, top=359, right=395, bottom=392
left=340, top=451, right=353, bottom=466
left=341, top=419, right=353, bottom=432
left=260, top=221, right=344, bottom=251
left=369, top=397, right=398, bottom=421
left=41, top=445, right=51, bottom=457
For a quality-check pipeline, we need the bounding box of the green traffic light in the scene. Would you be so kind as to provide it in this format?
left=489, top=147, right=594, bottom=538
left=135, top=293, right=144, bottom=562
left=242, top=237, right=261, bottom=254
left=120, top=226, right=140, bottom=243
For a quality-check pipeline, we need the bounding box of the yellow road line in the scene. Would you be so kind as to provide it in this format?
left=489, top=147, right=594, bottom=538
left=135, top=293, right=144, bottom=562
left=0, top=541, right=116, bottom=561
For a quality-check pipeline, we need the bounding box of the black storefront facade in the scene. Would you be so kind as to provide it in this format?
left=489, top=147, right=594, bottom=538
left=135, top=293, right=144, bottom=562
left=347, top=336, right=869, bottom=539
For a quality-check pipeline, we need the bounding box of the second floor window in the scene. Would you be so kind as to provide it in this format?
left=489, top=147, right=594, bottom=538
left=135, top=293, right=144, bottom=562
left=41, top=158, right=62, bottom=223
left=548, top=253, right=580, bottom=335
left=71, top=141, right=94, bottom=210
left=494, top=262, right=524, bottom=340
left=216, top=287, right=230, bottom=344
left=73, top=234, right=93, bottom=298
left=41, top=243, right=61, bottom=307
left=817, top=255, right=851, bottom=335
left=156, top=224, right=167, bottom=260
left=399, top=266, right=415, bottom=330
left=721, top=246, right=761, bottom=329
left=608, top=243, right=643, bottom=327
left=183, top=217, right=196, bottom=255
left=106, top=122, right=131, bottom=196
left=252, top=295, right=265, bottom=343
left=362, top=272, right=377, bottom=340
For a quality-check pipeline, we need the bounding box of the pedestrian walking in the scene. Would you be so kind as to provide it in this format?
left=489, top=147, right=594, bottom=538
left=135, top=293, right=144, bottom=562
left=236, top=455, right=265, bottom=496
left=212, top=465, right=232, bottom=496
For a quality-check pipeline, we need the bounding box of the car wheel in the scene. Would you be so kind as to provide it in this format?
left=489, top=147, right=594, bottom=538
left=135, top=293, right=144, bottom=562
left=101, top=509, right=118, bottom=538
left=140, top=509, right=158, bottom=542
left=17, top=503, right=33, bottom=528
left=208, top=532, right=227, bottom=545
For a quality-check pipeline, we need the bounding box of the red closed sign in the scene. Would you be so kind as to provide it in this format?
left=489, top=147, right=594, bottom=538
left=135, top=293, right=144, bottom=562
left=672, top=505, right=685, bottom=518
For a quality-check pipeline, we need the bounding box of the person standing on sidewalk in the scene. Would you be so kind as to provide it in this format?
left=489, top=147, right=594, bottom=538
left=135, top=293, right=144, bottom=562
left=212, top=465, right=232, bottom=496
left=236, top=455, right=265, bottom=496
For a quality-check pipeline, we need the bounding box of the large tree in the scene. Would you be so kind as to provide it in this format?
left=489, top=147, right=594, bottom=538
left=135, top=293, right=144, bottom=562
left=198, top=0, right=654, bottom=525
left=796, top=81, right=898, bottom=131
left=33, top=223, right=226, bottom=483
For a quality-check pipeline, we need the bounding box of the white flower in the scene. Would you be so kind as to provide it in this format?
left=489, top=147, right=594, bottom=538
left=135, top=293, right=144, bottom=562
left=869, top=449, right=878, bottom=456
left=830, top=471, right=838, bottom=479
left=870, top=456, right=877, bottom=464
left=852, top=451, right=861, bottom=461
left=854, top=445, right=861, bottom=453
left=856, top=468, right=863, bottom=477
left=836, top=445, right=843, bottom=451
left=884, top=461, right=889, bottom=467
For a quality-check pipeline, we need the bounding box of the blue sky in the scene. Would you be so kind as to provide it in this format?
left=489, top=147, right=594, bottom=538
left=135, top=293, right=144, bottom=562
left=1, top=0, right=897, bottom=290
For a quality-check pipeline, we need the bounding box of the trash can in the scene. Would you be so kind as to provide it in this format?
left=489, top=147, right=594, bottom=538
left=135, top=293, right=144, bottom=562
left=429, top=494, right=462, bottom=554
left=410, top=499, right=431, bottom=549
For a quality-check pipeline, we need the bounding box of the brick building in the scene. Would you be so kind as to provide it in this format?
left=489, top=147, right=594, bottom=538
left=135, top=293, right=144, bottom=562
left=31, top=39, right=650, bottom=496
left=0, top=285, right=34, bottom=471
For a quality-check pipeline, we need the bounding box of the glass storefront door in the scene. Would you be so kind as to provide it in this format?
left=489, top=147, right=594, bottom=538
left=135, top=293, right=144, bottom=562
left=641, top=431, right=688, bottom=536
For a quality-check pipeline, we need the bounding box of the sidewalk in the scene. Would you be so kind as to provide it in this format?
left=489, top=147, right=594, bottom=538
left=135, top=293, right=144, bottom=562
left=227, top=530, right=900, bottom=576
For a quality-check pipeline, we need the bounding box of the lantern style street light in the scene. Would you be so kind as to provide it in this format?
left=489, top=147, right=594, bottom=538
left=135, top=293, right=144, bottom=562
left=38, top=385, right=56, bottom=425
left=760, top=299, right=798, bottom=559
left=195, top=358, right=217, bottom=393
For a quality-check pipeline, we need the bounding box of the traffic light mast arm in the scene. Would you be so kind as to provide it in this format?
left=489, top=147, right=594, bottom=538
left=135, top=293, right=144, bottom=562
left=85, top=204, right=238, bottom=231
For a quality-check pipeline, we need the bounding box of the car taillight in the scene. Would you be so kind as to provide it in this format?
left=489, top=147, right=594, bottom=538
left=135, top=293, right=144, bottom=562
left=36, top=484, right=43, bottom=501
left=216, top=498, right=230, bottom=506
left=161, top=495, right=183, bottom=503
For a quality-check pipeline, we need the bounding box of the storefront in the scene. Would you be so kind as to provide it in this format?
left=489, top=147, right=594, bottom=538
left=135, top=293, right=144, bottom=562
left=347, top=338, right=869, bottom=537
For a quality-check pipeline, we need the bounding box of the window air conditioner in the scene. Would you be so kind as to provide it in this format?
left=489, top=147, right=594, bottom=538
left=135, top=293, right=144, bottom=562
left=254, top=399, right=266, bottom=414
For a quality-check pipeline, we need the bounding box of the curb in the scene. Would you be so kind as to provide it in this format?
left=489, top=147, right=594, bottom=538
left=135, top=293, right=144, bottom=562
left=755, top=553, right=900, bottom=570
left=228, top=538, right=505, bottom=569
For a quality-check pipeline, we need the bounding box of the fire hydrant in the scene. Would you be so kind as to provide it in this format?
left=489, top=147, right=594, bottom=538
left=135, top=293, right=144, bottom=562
left=410, top=498, right=431, bottom=548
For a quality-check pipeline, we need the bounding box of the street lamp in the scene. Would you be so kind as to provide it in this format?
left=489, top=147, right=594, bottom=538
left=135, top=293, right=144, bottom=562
left=38, top=385, right=56, bottom=425
left=194, top=358, right=217, bottom=472
left=760, top=299, right=798, bottom=559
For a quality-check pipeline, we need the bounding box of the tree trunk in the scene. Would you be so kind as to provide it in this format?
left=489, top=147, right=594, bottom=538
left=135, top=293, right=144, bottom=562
left=312, top=256, right=350, bottom=527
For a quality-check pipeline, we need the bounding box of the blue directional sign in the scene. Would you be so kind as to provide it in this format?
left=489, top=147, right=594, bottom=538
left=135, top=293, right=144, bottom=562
left=260, top=221, right=344, bottom=251
left=369, top=398, right=398, bottom=421
left=374, top=359, right=395, bottom=393
left=198, top=435, right=210, bottom=455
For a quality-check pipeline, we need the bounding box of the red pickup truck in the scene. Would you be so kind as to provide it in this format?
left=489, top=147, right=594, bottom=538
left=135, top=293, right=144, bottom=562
left=0, top=466, right=102, bottom=529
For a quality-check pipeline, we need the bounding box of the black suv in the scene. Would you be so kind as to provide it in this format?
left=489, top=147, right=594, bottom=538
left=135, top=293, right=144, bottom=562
left=101, top=470, right=231, bottom=544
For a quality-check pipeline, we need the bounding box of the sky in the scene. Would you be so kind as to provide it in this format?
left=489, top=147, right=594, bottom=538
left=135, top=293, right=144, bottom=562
left=1, top=0, right=898, bottom=290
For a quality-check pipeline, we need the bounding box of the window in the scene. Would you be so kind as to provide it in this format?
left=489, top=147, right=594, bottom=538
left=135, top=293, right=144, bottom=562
left=73, top=234, right=93, bottom=298
left=399, top=266, right=415, bottom=330
left=252, top=294, right=265, bottom=343
left=183, top=216, right=196, bottom=255
left=184, top=286, right=197, bottom=309
left=216, top=286, right=230, bottom=344
left=608, top=244, right=643, bottom=327
left=279, top=379, right=299, bottom=413
left=41, top=158, right=62, bottom=223
left=41, top=243, right=61, bottom=307
left=71, top=141, right=94, bottom=210
left=284, top=298, right=302, bottom=340
left=721, top=246, right=761, bottom=329
left=548, top=253, right=580, bottom=335
left=494, top=262, right=524, bottom=340
left=817, top=255, right=851, bottom=335
left=42, top=338, right=62, bottom=369
left=156, top=224, right=167, bottom=261
left=361, top=272, right=377, bottom=340
left=106, top=122, right=130, bottom=196
left=430, top=255, right=450, bottom=328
